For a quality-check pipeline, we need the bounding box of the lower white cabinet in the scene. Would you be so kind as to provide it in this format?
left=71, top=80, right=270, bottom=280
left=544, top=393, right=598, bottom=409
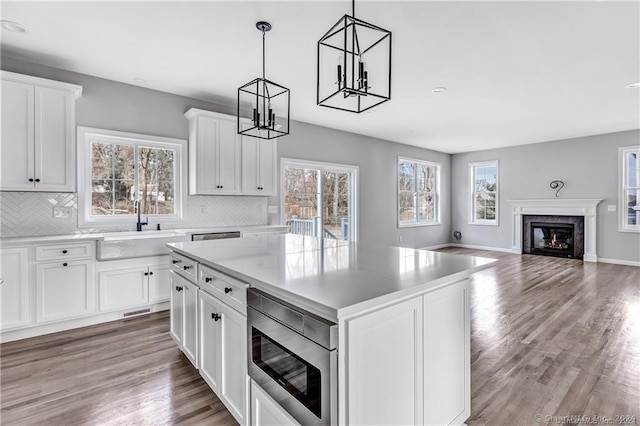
left=170, top=271, right=199, bottom=368
left=98, top=262, right=171, bottom=312
left=0, top=247, right=31, bottom=330
left=250, top=379, right=300, bottom=426
left=198, top=289, right=247, bottom=425
left=35, top=260, right=95, bottom=323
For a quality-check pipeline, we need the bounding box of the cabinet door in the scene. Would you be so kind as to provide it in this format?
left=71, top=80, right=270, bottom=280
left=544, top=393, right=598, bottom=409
left=217, top=119, right=241, bottom=194
left=36, top=260, right=95, bottom=323
left=423, top=279, right=470, bottom=425
left=257, top=138, right=276, bottom=196
left=34, top=87, right=75, bottom=191
left=241, top=137, right=260, bottom=195
left=170, top=272, right=185, bottom=347
left=190, top=115, right=219, bottom=194
left=182, top=280, right=199, bottom=367
left=198, top=290, right=222, bottom=394
left=219, top=299, right=248, bottom=424
left=251, top=380, right=300, bottom=426
left=149, top=264, right=171, bottom=303
left=0, top=247, right=31, bottom=330
left=98, top=266, right=148, bottom=312
left=1, top=80, right=34, bottom=190
left=343, top=297, right=423, bottom=426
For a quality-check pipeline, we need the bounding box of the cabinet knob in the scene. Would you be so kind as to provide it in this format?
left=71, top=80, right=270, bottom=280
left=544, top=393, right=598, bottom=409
left=212, top=313, right=221, bottom=321
left=224, top=287, right=232, bottom=294
left=205, top=277, right=212, bottom=283
left=172, top=259, right=180, bottom=264
left=183, top=265, right=190, bottom=270
left=175, top=286, right=183, bottom=292
left=149, top=272, right=153, bottom=276
left=144, top=272, right=149, bottom=276
left=35, top=179, right=40, bottom=183
left=62, top=250, right=68, bottom=254
left=29, top=178, right=34, bottom=182
left=63, top=263, right=68, bottom=267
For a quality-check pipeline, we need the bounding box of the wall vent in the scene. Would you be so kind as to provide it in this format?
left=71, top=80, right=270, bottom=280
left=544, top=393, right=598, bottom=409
left=121, top=308, right=151, bottom=319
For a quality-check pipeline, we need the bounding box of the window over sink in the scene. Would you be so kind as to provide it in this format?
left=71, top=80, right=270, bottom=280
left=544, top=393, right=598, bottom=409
left=77, top=127, right=187, bottom=227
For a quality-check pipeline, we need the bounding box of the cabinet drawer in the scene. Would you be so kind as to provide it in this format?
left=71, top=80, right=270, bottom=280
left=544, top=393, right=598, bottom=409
left=35, top=242, right=94, bottom=262
left=169, top=251, right=198, bottom=283
left=198, top=264, right=247, bottom=314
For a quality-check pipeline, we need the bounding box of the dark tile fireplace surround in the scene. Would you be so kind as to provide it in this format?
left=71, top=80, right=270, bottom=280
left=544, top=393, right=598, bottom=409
left=522, top=215, right=585, bottom=260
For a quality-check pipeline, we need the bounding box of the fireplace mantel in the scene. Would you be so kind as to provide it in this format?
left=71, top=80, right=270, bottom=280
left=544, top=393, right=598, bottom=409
left=509, top=199, right=602, bottom=262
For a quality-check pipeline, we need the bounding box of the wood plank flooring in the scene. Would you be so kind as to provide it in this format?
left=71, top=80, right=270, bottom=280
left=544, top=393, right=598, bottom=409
left=1, top=250, right=638, bottom=425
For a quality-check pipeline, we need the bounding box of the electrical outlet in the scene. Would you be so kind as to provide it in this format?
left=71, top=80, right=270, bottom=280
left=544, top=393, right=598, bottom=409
left=399, top=235, right=403, bottom=242
left=53, top=206, right=73, bottom=218
left=267, top=205, right=278, bottom=214
left=607, top=205, right=616, bottom=212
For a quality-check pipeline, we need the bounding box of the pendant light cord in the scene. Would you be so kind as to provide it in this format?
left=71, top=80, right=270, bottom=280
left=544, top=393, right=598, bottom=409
left=262, top=28, right=266, bottom=80
left=352, top=0, right=355, bottom=17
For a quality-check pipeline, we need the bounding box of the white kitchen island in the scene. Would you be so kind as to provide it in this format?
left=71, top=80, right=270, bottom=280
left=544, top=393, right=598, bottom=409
left=167, top=234, right=497, bottom=426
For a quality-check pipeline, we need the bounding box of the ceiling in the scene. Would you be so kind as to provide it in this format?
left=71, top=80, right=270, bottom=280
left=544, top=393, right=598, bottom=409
left=1, top=1, right=638, bottom=154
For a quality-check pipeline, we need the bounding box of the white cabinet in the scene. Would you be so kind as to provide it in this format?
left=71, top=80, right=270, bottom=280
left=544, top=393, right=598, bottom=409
left=35, top=260, right=95, bottom=323
left=250, top=379, right=300, bottom=426
left=0, top=247, right=31, bottom=330
left=241, top=136, right=277, bottom=196
left=341, top=278, right=470, bottom=426
left=0, top=71, right=82, bottom=192
left=98, top=261, right=171, bottom=312
left=199, top=289, right=248, bottom=425
left=185, top=108, right=241, bottom=195
left=169, top=270, right=199, bottom=368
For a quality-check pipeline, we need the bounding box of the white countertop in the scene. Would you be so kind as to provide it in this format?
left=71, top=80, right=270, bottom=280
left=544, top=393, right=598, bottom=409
left=168, top=234, right=498, bottom=321
left=0, top=225, right=288, bottom=245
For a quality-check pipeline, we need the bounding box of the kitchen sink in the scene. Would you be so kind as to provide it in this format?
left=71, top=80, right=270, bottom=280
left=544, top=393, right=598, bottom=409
left=97, top=230, right=189, bottom=260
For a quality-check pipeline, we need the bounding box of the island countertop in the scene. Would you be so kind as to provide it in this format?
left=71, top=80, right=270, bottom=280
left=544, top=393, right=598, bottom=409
left=167, top=234, right=497, bottom=321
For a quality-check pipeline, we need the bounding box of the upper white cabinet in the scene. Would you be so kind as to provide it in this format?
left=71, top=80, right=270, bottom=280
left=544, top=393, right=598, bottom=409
left=241, top=136, right=277, bottom=196
left=185, top=108, right=241, bottom=195
left=0, top=71, right=82, bottom=192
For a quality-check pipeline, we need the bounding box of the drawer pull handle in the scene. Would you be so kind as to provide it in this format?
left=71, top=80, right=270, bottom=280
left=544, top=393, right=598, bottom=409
left=172, top=259, right=180, bottom=264
left=224, top=287, right=232, bottom=294
left=211, top=313, right=221, bottom=321
left=63, top=263, right=68, bottom=267
left=205, top=277, right=212, bottom=283
left=62, top=250, right=68, bottom=254
left=183, top=265, right=190, bottom=271
left=175, top=286, right=183, bottom=292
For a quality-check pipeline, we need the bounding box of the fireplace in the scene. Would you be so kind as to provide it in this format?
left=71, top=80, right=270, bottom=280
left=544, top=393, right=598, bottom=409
left=522, top=215, right=584, bottom=260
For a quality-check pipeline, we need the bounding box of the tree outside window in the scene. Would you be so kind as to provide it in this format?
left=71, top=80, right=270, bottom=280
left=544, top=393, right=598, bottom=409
left=469, top=161, right=499, bottom=225
left=398, top=157, right=440, bottom=227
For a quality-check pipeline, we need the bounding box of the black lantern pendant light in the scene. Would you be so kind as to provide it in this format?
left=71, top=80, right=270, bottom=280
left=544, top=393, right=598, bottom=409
left=317, top=0, right=391, bottom=113
left=238, top=21, right=290, bottom=139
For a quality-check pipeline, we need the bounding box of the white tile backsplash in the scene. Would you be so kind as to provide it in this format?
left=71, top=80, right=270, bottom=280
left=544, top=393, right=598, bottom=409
left=0, top=192, right=268, bottom=238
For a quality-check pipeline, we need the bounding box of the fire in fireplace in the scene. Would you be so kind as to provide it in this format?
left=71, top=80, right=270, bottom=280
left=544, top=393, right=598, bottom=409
left=531, top=222, right=574, bottom=258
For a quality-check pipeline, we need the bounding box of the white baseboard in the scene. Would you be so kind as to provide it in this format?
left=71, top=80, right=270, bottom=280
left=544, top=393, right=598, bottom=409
left=597, top=257, right=640, bottom=267
left=447, top=243, right=514, bottom=253
left=420, top=243, right=451, bottom=250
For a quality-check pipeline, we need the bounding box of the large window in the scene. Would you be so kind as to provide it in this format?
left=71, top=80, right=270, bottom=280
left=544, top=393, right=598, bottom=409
left=398, top=157, right=441, bottom=227
left=469, top=160, right=499, bottom=225
left=281, top=159, right=358, bottom=241
left=619, top=146, right=640, bottom=232
left=78, top=127, right=186, bottom=227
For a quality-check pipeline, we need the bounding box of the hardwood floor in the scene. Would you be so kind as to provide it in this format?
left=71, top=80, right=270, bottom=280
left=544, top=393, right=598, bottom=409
left=437, top=248, right=640, bottom=425
left=1, top=250, right=638, bottom=425
left=0, top=312, right=238, bottom=426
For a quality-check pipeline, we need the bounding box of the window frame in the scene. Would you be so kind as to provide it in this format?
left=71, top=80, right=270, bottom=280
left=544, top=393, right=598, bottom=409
left=469, top=160, right=499, bottom=226
left=280, top=157, right=359, bottom=242
left=77, top=126, right=187, bottom=228
left=397, top=156, right=441, bottom=228
left=618, top=145, right=640, bottom=233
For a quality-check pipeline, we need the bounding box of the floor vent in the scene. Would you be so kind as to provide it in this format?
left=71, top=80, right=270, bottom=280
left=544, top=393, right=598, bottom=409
left=121, top=308, right=151, bottom=319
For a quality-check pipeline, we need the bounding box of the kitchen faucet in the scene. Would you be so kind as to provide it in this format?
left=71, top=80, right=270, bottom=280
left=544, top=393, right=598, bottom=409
left=134, top=199, right=148, bottom=231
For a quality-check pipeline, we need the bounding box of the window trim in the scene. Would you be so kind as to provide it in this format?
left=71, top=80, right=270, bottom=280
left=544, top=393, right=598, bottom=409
left=280, top=157, right=359, bottom=242
left=618, top=145, right=640, bottom=233
left=397, top=156, right=442, bottom=228
left=77, top=126, right=187, bottom=228
left=468, top=160, right=499, bottom=226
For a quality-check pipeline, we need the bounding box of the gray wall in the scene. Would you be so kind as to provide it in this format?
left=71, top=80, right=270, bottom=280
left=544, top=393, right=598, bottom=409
left=450, top=130, right=640, bottom=263
left=269, top=121, right=452, bottom=248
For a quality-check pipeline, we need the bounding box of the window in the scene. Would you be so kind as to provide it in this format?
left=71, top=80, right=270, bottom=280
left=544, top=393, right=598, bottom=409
left=469, top=161, right=499, bottom=225
left=398, top=157, right=441, bottom=227
left=281, top=159, right=358, bottom=241
left=619, top=146, right=640, bottom=232
left=77, top=127, right=186, bottom=227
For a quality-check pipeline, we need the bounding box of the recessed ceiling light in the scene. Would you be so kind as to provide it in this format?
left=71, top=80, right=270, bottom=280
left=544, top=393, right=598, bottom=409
left=431, top=87, right=447, bottom=94
left=133, top=78, right=147, bottom=84
left=1, top=20, right=27, bottom=33
left=625, top=82, right=640, bottom=89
